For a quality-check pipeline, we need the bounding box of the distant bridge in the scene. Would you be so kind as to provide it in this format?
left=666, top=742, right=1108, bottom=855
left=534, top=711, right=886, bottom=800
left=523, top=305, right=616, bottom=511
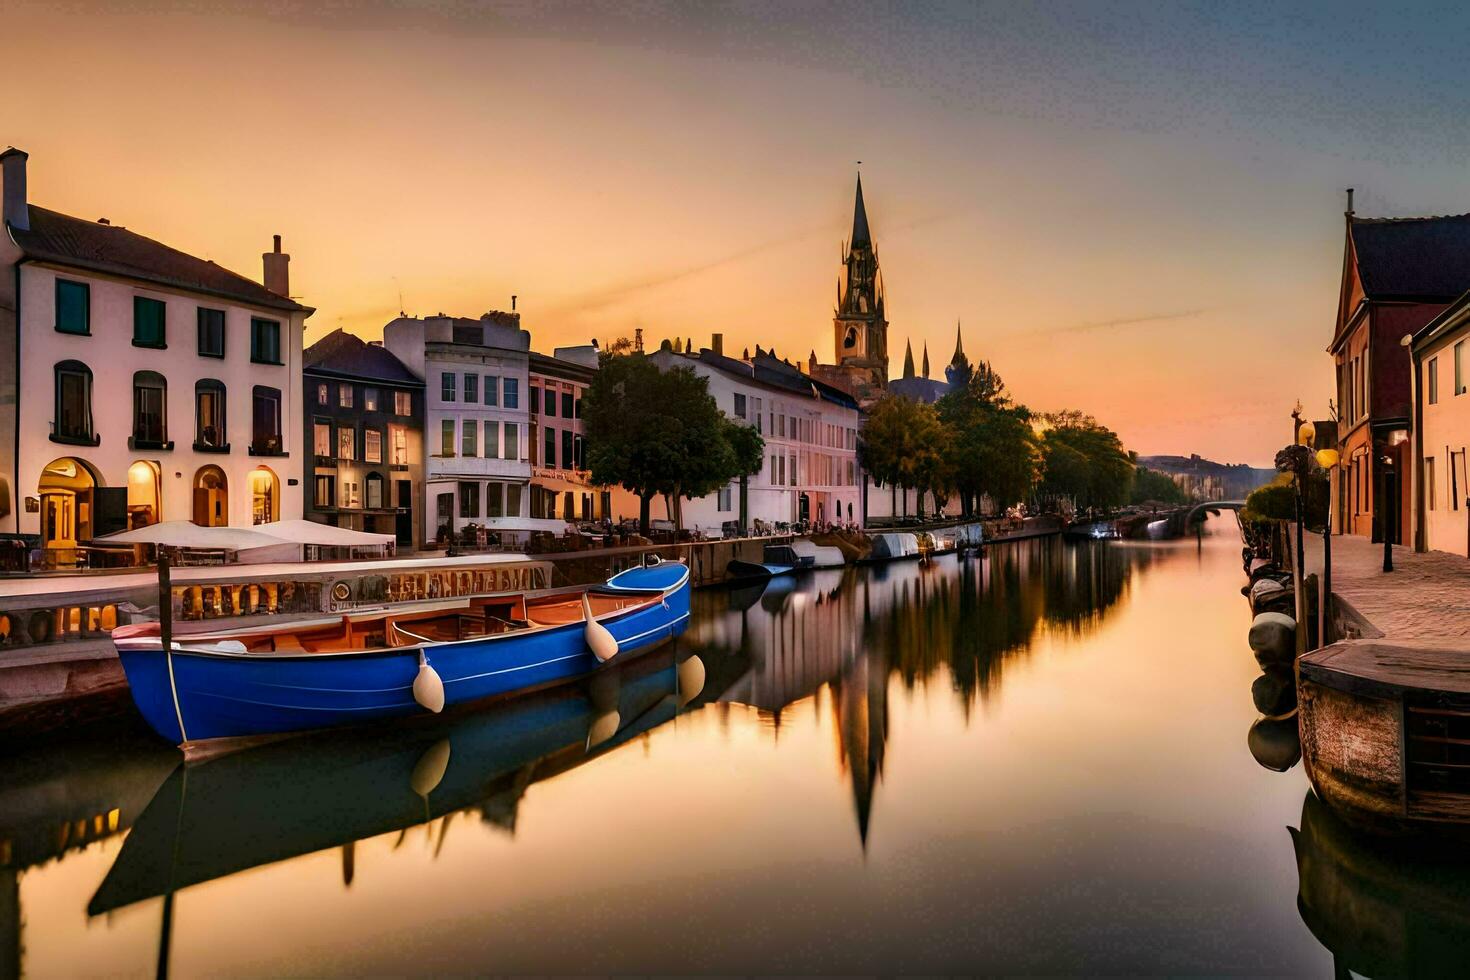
left=1185, top=500, right=1246, bottom=523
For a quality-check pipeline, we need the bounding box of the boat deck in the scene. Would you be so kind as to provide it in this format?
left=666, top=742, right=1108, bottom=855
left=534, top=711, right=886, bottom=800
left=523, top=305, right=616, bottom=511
left=1301, top=639, right=1470, bottom=700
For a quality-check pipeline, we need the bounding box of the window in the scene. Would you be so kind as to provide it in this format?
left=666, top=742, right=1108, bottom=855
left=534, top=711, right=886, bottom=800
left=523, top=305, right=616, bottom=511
left=506, top=483, right=521, bottom=517
left=734, top=393, right=747, bottom=419
left=131, top=371, right=168, bottom=448
left=545, top=386, right=557, bottom=417
left=314, top=421, right=331, bottom=456
left=197, top=308, right=225, bottom=357
left=1427, top=456, right=1438, bottom=511
left=52, top=360, right=94, bottom=444
left=250, top=318, right=281, bottom=364
left=504, top=422, right=519, bottom=461
left=561, top=391, right=573, bottom=418
left=440, top=419, right=455, bottom=456
left=484, top=420, right=500, bottom=459
left=390, top=424, right=408, bottom=464
left=195, top=380, right=227, bottom=449
left=485, top=376, right=499, bottom=407
left=1457, top=341, right=1466, bottom=395
left=562, top=430, right=574, bottom=471
left=544, top=426, right=556, bottom=467
left=1430, top=357, right=1440, bottom=405
left=574, top=394, right=582, bottom=419
left=441, top=372, right=456, bottom=402
left=341, top=479, right=361, bottom=509
left=503, top=377, right=519, bottom=409
left=251, top=386, right=283, bottom=454
left=395, top=390, right=412, bottom=415
left=133, top=296, right=166, bottom=348
left=366, top=473, right=385, bottom=509
left=314, top=474, right=335, bottom=508
left=56, top=279, right=90, bottom=335
left=755, top=397, right=763, bottom=434
left=337, top=426, right=356, bottom=460
left=317, top=383, right=330, bottom=405
left=574, top=434, right=585, bottom=469
left=459, top=481, right=480, bottom=518
left=339, top=385, right=354, bottom=409
left=789, top=453, right=797, bottom=487
left=718, top=485, right=733, bottom=511
left=465, top=374, right=479, bottom=403
left=461, top=419, right=477, bottom=458
left=363, top=387, right=379, bottom=412
left=364, top=428, right=383, bottom=463
left=486, top=482, right=504, bottom=518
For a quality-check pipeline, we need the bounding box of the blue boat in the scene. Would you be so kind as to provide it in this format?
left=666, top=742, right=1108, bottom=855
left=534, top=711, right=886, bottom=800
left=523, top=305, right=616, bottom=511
left=112, top=559, right=691, bottom=755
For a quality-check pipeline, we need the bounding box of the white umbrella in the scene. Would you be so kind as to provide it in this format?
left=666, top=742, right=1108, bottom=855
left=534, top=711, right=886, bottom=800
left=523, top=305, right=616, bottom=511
left=252, top=519, right=396, bottom=547
left=96, top=521, right=291, bottom=550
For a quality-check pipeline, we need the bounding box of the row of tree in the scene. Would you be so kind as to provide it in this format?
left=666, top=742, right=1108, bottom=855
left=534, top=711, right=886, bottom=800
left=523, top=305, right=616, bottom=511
left=860, top=359, right=1147, bottom=518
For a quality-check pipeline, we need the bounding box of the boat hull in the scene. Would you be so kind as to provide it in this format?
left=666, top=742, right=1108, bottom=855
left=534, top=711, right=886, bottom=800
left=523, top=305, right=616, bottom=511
left=116, top=562, right=691, bottom=746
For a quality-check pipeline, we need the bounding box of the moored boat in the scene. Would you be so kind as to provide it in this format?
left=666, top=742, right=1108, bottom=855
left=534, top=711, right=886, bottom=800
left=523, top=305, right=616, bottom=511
left=763, top=544, right=814, bottom=569
left=788, top=538, right=847, bottom=569
left=861, top=532, right=921, bottom=563
left=111, top=559, right=691, bottom=756
left=726, top=558, right=796, bottom=583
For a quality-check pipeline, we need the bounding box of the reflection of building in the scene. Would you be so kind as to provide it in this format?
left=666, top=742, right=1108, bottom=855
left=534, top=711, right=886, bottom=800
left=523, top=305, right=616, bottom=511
left=302, top=329, right=425, bottom=548
left=528, top=345, right=610, bottom=521
left=383, top=311, right=531, bottom=543
left=0, top=147, right=309, bottom=554
left=650, top=338, right=861, bottom=532
left=1328, top=198, right=1470, bottom=543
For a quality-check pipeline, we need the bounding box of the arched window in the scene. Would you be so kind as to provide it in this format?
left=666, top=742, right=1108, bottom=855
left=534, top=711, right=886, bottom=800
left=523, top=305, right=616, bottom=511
left=131, top=371, right=169, bottom=449
left=248, top=466, right=279, bottom=525
left=195, top=379, right=227, bottom=450
left=843, top=326, right=858, bottom=350
left=53, top=360, right=95, bottom=445
left=193, top=465, right=228, bottom=527
left=126, top=460, right=161, bottom=528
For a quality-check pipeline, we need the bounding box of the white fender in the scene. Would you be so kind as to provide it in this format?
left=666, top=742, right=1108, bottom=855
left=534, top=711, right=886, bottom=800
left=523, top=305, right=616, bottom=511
left=413, top=652, right=446, bottom=713
left=587, top=709, right=622, bottom=750
left=583, top=592, right=620, bottom=662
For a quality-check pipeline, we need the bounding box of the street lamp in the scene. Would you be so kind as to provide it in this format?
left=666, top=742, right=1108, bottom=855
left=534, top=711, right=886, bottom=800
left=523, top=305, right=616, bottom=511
left=1316, top=447, right=1339, bottom=649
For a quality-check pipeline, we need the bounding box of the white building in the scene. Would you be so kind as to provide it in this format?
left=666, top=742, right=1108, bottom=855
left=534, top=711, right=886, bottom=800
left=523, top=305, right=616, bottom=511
left=0, top=147, right=309, bottom=555
left=383, top=311, right=531, bottom=544
left=529, top=344, right=611, bottom=522
left=649, top=336, right=862, bottom=534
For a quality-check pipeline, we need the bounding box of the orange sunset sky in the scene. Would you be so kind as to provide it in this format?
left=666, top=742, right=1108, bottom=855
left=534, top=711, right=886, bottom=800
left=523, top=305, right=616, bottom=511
left=21, top=0, right=1463, bottom=468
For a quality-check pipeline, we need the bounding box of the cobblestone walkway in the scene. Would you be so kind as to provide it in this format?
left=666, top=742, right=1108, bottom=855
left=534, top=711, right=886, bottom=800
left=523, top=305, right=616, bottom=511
left=1302, top=531, right=1470, bottom=641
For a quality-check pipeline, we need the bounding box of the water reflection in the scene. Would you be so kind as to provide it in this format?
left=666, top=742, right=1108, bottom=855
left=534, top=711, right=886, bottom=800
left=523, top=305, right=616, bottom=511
left=1293, top=788, right=1470, bottom=976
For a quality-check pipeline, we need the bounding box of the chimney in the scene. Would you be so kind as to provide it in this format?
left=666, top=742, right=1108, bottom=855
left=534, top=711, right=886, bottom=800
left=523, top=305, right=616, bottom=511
left=1, top=147, right=29, bottom=232
left=1345, top=187, right=1355, bottom=217
left=263, top=234, right=290, bottom=297
left=711, top=332, right=724, bottom=356
left=511, top=294, right=517, bottom=311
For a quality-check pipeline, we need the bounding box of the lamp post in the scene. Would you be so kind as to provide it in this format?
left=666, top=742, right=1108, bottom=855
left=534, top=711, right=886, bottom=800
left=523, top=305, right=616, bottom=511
left=1381, top=453, right=1396, bottom=573
left=1316, top=447, right=1339, bottom=650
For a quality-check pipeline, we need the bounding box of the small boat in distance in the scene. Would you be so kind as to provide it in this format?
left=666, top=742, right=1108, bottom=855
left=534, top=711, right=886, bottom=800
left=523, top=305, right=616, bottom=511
left=787, top=538, right=848, bottom=569
left=726, top=558, right=796, bottom=583
left=111, top=559, right=691, bottom=758
left=862, top=532, right=922, bottom=563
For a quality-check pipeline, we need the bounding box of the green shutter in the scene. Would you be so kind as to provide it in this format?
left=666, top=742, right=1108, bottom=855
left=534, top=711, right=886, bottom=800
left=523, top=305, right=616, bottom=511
left=133, top=297, right=166, bottom=346
left=55, top=280, right=90, bottom=334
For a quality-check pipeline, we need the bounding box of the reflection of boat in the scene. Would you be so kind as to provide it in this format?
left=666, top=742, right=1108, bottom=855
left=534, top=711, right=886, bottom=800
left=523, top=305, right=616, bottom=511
left=1294, top=788, right=1470, bottom=976
left=1064, top=519, right=1119, bottom=541
left=89, top=648, right=712, bottom=916
left=862, top=532, right=920, bottom=563
left=113, top=561, right=691, bottom=752
left=759, top=575, right=798, bottom=614
left=726, top=559, right=795, bottom=583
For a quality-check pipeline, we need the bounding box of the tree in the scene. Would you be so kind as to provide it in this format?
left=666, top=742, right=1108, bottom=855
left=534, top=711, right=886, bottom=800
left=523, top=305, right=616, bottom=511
left=581, top=353, right=765, bottom=533
left=936, top=359, right=1040, bottom=516
left=860, top=394, right=949, bottom=518
left=1038, top=412, right=1134, bottom=513
left=1131, top=467, right=1188, bottom=506
left=724, top=419, right=766, bottom=531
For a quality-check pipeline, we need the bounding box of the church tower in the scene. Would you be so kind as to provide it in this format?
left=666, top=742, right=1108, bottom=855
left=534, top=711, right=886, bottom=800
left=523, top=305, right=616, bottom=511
left=833, top=174, right=888, bottom=389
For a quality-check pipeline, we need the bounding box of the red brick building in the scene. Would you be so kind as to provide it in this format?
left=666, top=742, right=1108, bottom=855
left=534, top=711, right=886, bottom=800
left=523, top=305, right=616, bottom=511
left=1331, top=200, right=1470, bottom=543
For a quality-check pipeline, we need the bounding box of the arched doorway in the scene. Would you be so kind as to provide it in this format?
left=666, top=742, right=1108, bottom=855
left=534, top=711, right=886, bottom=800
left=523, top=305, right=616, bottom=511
left=194, top=466, right=228, bottom=527
left=127, top=460, right=161, bottom=529
left=39, top=457, right=100, bottom=550
left=248, top=466, right=279, bottom=525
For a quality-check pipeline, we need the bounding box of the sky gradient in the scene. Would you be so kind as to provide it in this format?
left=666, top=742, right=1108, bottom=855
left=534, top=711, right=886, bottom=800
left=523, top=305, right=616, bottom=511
left=14, top=0, right=1470, bottom=465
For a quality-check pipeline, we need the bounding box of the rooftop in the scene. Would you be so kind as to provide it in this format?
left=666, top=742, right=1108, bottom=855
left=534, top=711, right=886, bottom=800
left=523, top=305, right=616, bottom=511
left=304, top=328, right=423, bottom=385
left=7, top=205, right=309, bottom=313
left=1350, top=212, right=1470, bottom=302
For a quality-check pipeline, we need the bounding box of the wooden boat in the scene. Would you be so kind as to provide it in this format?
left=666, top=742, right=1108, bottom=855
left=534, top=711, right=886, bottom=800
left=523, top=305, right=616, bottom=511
left=111, top=559, right=691, bottom=755
left=725, top=558, right=795, bottom=583
left=1299, top=638, right=1470, bottom=836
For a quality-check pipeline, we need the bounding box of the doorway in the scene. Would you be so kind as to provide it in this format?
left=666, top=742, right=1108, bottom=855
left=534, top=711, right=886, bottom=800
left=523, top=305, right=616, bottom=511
left=194, top=466, right=228, bottom=526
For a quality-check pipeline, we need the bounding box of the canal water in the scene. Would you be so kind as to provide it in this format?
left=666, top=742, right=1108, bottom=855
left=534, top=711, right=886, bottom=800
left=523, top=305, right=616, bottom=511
left=2, top=515, right=1433, bottom=975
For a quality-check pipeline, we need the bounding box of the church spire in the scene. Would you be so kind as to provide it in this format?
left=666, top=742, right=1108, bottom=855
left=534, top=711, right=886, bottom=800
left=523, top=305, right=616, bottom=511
left=902, top=339, right=915, bottom=379
left=950, top=319, right=964, bottom=366
left=922, top=342, right=930, bottom=379
left=850, top=172, right=872, bottom=251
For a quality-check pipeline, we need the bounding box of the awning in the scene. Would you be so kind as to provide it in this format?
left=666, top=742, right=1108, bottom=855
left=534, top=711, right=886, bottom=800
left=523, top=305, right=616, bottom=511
left=252, top=519, right=396, bottom=548
left=96, top=521, right=290, bottom=550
